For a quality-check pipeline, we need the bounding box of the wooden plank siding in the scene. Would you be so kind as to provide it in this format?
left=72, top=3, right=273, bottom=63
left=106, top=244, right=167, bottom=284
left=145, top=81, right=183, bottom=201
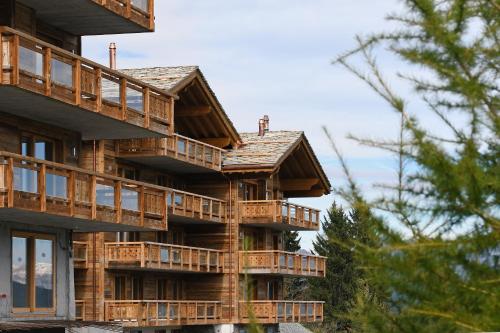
left=0, top=26, right=173, bottom=138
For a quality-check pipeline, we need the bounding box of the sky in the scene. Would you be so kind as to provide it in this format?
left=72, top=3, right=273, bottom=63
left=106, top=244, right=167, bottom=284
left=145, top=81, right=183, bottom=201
left=84, top=0, right=413, bottom=250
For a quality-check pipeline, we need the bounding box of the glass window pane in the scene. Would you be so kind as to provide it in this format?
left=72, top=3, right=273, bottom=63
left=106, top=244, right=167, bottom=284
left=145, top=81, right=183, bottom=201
left=131, top=0, right=148, bottom=11
left=35, top=140, right=54, bottom=161
left=126, top=87, right=143, bottom=112
left=46, top=172, right=67, bottom=199
left=102, top=77, right=120, bottom=104
left=19, top=46, right=43, bottom=76
left=14, top=166, right=38, bottom=193
left=121, top=188, right=139, bottom=211
left=51, top=58, right=73, bottom=87
left=35, top=239, right=53, bottom=308
left=96, top=184, right=115, bottom=208
left=12, top=237, right=29, bottom=308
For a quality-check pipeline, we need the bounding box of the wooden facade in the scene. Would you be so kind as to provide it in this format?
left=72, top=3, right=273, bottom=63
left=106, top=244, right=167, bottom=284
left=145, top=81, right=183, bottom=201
left=0, top=1, right=331, bottom=331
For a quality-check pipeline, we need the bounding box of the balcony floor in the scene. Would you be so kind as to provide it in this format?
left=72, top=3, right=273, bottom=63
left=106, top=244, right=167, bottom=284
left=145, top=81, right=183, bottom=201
left=0, top=87, right=164, bottom=140
left=240, top=220, right=318, bottom=231
left=17, top=0, right=150, bottom=35
left=119, top=155, right=219, bottom=174
left=0, top=208, right=159, bottom=232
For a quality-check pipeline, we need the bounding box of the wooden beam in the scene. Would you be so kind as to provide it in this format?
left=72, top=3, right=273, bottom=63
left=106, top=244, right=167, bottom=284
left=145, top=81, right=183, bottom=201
left=175, top=105, right=212, bottom=117
left=198, top=137, right=231, bottom=148
left=280, top=178, right=320, bottom=191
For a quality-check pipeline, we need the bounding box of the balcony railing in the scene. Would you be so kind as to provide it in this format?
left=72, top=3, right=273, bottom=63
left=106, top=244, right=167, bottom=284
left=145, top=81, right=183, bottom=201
left=75, top=300, right=86, bottom=321
left=239, top=251, right=326, bottom=277
left=169, top=189, right=226, bottom=224
left=0, top=26, right=173, bottom=139
left=73, top=241, right=89, bottom=269
left=105, top=242, right=225, bottom=273
left=104, top=300, right=222, bottom=326
left=93, top=0, right=155, bottom=31
left=239, top=200, right=320, bottom=230
left=117, top=134, right=224, bottom=172
left=239, top=301, right=323, bottom=324
left=0, top=151, right=168, bottom=231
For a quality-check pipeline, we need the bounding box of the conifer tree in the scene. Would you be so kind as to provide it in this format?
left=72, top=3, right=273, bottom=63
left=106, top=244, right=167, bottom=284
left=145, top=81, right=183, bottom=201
left=325, top=0, right=500, bottom=331
left=308, top=203, right=367, bottom=332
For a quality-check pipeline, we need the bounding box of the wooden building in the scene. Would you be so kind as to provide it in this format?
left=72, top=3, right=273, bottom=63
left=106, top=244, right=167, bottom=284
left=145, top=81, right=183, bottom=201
left=0, top=1, right=331, bottom=333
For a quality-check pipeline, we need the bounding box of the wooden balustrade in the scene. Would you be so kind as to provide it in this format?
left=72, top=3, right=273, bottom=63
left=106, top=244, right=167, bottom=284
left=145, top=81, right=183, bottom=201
left=169, top=189, right=226, bottom=223
left=239, top=200, right=320, bottom=230
left=117, top=133, right=224, bottom=172
left=0, top=26, right=173, bottom=139
left=104, top=300, right=222, bottom=326
left=0, top=151, right=167, bottom=231
left=239, top=251, right=326, bottom=277
left=239, top=301, right=323, bottom=324
left=92, top=0, right=155, bottom=31
left=105, top=242, right=225, bottom=273
left=75, top=300, right=86, bottom=321
left=73, top=241, right=89, bottom=269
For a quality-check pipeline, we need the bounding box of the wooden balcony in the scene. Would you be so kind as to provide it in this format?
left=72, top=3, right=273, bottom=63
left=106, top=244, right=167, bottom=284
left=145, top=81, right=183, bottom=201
left=0, top=26, right=173, bottom=140
left=239, top=301, right=323, bottom=324
left=117, top=134, right=224, bottom=173
left=73, top=241, right=89, bottom=269
left=105, top=242, right=225, bottom=273
left=239, top=251, right=326, bottom=277
left=168, top=189, right=227, bottom=224
left=104, top=300, right=222, bottom=326
left=239, top=201, right=320, bottom=231
left=17, top=0, right=154, bottom=35
left=0, top=152, right=168, bottom=232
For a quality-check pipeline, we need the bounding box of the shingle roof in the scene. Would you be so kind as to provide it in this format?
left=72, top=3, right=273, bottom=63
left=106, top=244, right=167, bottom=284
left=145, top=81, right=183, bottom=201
left=223, top=131, right=303, bottom=168
left=120, top=66, right=198, bottom=92
left=279, top=323, right=314, bottom=333
left=119, top=66, right=241, bottom=144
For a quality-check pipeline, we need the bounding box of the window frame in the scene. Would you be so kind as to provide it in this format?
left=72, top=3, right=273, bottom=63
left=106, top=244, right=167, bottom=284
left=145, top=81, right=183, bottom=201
left=11, top=231, right=56, bottom=314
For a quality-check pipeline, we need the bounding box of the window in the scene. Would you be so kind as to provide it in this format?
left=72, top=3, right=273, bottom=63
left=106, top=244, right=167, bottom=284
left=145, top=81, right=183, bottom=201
left=114, top=276, right=127, bottom=300
left=11, top=232, right=55, bottom=312
left=131, top=277, right=143, bottom=300
left=21, top=135, right=55, bottom=161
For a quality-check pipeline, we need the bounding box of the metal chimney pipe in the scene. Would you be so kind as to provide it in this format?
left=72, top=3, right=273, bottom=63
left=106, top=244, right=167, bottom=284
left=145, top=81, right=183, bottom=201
left=258, top=118, right=266, bottom=137
left=109, top=42, right=117, bottom=70
left=263, top=115, right=269, bottom=132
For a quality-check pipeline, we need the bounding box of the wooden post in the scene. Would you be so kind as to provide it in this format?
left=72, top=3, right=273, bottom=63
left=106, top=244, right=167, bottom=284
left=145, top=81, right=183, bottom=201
left=95, top=68, right=102, bottom=113
left=140, top=243, right=145, bottom=267
left=43, top=47, right=51, bottom=96
left=12, top=35, right=19, bottom=85
left=90, top=175, right=97, bottom=220
left=120, top=77, right=127, bottom=120
left=143, top=87, right=150, bottom=128
left=0, top=32, right=3, bottom=84
left=148, top=0, right=155, bottom=30
left=139, top=186, right=145, bottom=227
left=115, top=181, right=122, bottom=224
left=74, top=59, right=81, bottom=106
left=39, top=164, right=46, bottom=212
left=68, top=170, right=75, bottom=216
left=7, top=157, right=14, bottom=208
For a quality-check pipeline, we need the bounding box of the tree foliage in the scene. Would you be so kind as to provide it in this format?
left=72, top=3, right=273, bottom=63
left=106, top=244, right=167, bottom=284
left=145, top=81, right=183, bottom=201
left=326, top=0, right=500, bottom=331
left=308, top=203, right=368, bottom=332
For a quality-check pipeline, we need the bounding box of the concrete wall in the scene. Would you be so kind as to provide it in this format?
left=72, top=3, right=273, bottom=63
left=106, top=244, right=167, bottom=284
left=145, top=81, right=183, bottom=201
left=0, top=221, right=75, bottom=320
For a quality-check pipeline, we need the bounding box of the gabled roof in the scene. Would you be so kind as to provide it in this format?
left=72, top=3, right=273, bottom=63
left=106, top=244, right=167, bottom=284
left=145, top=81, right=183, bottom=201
left=121, top=66, right=198, bottom=92
left=223, top=131, right=331, bottom=196
left=121, top=66, right=241, bottom=147
left=223, top=131, right=302, bottom=169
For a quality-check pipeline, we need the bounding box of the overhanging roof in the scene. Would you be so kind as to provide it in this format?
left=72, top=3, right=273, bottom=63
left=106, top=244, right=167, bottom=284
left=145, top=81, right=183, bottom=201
left=121, top=66, right=241, bottom=147
left=223, top=131, right=331, bottom=196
